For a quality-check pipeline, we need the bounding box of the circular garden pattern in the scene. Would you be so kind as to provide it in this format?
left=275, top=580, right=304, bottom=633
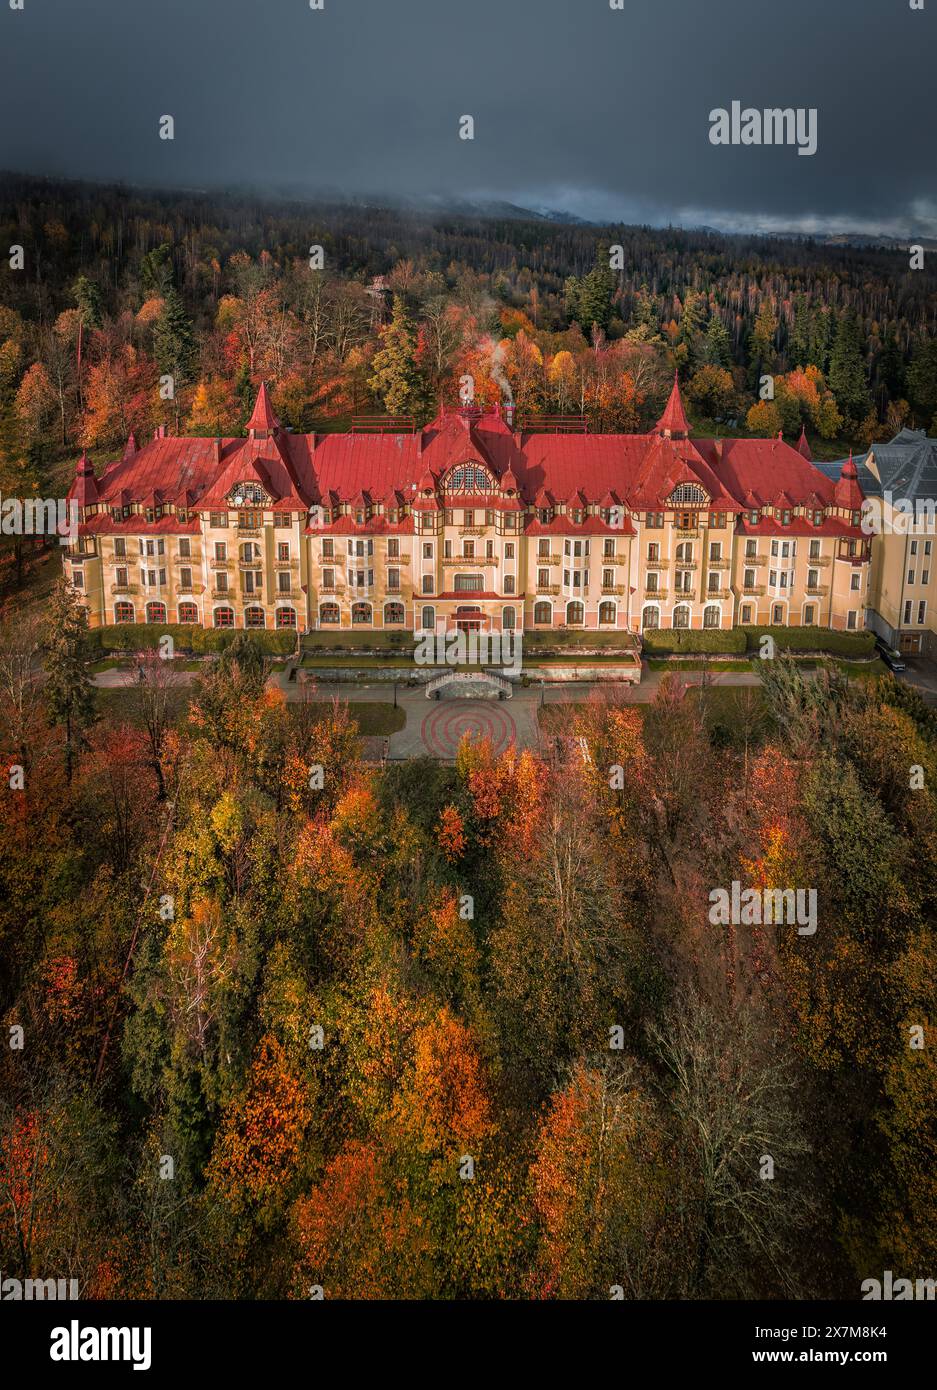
left=421, top=699, right=517, bottom=758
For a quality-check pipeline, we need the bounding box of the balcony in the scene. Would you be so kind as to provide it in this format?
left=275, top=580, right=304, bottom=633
left=110, top=582, right=139, bottom=595
left=601, top=584, right=625, bottom=596
left=211, top=587, right=232, bottom=601
left=674, top=560, right=698, bottom=571
left=319, top=585, right=345, bottom=596
left=535, top=553, right=561, bottom=566
left=176, top=582, right=205, bottom=595
left=742, top=553, right=767, bottom=566
left=442, top=554, right=498, bottom=566
left=644, top=588, right=667, bottom=600
left=274, top=557, right=300, bottom=571
left=808, top=556, right=831, bottom=567
left=806, top=585, right=829, bottom=597
left=211, top=558, right=232, bottom=571
left=645, top=558, right=668, bottom=569
left=536, top=584, right=560, bottom=596
left=741, top=585, right=765, bottom=596
left=674, top=527, right=700, bottom=539
left=706, top=588, right=733, bottom=601
left=459, top=527, right=485, bottom=537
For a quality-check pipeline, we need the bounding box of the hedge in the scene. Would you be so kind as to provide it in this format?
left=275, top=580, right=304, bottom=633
left=88, top=623, right=296, bottom=657
left=641, top=628, right=747, bottom=655
left=740, top=625, right=876, bottom=657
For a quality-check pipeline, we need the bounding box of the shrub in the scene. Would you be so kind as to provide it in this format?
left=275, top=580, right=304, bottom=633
left=741, top=625, right=875, bottom=657
left=91, top=623, right=294, bottom=656
left=640, top=628, right=747, bottom=655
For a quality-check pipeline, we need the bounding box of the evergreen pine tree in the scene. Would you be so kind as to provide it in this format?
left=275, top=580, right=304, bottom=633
left=828, top=312, right=871, bottom=423
left=153, top=287, right=198, bottom=387
left=907, top=338, right=937, bottom=425
left=703, top=315, right=732, bottom=368
left=367, top=296, right=427, bottom=416
left=43, top=577, right=96, bottom=784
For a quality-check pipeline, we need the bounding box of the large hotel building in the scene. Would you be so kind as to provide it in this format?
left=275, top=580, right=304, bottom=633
left=64, top=377, right=872, bottom=637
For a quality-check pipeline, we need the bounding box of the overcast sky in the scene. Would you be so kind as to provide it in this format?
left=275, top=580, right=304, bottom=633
left=1, top=0, right=934, bottom=236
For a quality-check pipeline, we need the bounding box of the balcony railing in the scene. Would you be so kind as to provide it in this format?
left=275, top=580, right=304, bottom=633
left=110, top=582, right=139, bottom=595
left=806, top=585, right=829, bottom=597
left=742, top=554, right=767, bottom=566
left=535, top=553, right=561, bottom=566
left=644, top=588, right=667, bottom=600
left=211, top=586, right=232, bottom=600
left=741, top=585, right=765, bottom=596
left=319, top=585, right=345, bottom=596
left=536, top=584, right=560, bottom=596
left=808, top=556, right=831, bottom=567
left=706, top=588, right=733, bottom=600
left=601, top=584, right=625, bottom=596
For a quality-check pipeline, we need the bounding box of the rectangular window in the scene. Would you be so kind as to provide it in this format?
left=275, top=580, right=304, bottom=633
left=179, top=538, right=191, bottom=558
left=911, top=540, right=918, bottom=556
left=444, top=540, right=452, bottom=558
left=216, top=573, right=228, bottom=593
left=924, top=570, right=931, bottom=586
left=277, top=572, right=291, bottom=593
left=505, top=542, right=515, bottom=560
left=388, top=539, right=399, bottom=558
left=214, top=542, right=226, bottom=563
left=851, top=573, right=861, bottom=591
left=847, top=610, right=858, bottom=630
left=322, top=539, right=334, bottom=558
left=116, top=566, right=128, bottom=587
left=274, top=512, right=291, bottom=527
left=114, top=537, right=126, bottom=558
left=919, top=601, right=927, bottom=625
left=278, top=542, right=290, bottom=562
left=423, top=543, right=433, bottom=559
left=503, top=575, right=515, bottom=594
left=709, top=543, right=721, bottom=563
left=72, top=569, right=84, bottom=588
left=538, top=540, right=550, bottom=558
left=387, top=568, right=399, bottom=590
left=463, top=511, right=474, bottom=527
left=604, top=539, right=615, bottom=558
left=908, top=570, right=916, bottom=585
left=741, top=605, right=752, bottom=624
left=159, top=568, right=166, bottom=586
left=646, top=573, right=658, bottom=593
left=463, top=541, right=475, bottom=558
left=180, top=567, right=192, bottom=589
left=926, top=542, right=933, bottom=557
left=648, top=542, right=660, bottom=562
left=422, top=575, right=434, bottom=593
left=808, top=569, right=818, bottom=588
left=809, top=540, right=820, bottom=559
left=486, top=540, right=493, bottom=558
left=904, top=601, right=912, bottom=624
left=745, top=540, right=756, bottom=559
left=744, top=568, right=755, bottom=587
left=323, top=568, right=334, bottom=588
left=210, top=511, right=226, bottom=528
left=538, top=568, right=549, bottom=586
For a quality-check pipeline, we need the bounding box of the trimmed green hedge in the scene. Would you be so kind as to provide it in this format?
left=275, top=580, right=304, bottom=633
left=641, top=628, right=747, bottom=655
left=740, top=625, right=876, bottom=657
left=88, top=623, right=295, bottom=656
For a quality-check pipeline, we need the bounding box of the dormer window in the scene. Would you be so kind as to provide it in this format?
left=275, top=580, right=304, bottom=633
left=230, top=482, right=265, bottom=507
left=814, top=511, right=822, bottom=526
left=446, top=464, right=493, bottom=494
left=670, top=483, right=707, bottom=506
left=145, top=509, right=154, bottom=523
left=357, top=510, right=364, bottom=524
left=783, top=510, right=791, bottom=525
left=852, top=511, right=860, bottom=526
left=749, top=510, right=758, bottom=525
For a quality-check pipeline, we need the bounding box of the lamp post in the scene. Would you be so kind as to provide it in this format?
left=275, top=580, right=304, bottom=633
left=393, top=680, right=398, bottom=709
left=540, top=678, right=545, bottom=708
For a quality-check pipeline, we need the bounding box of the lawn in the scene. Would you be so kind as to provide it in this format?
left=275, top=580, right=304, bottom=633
left=646, top=659, right=753, bottom=672
left=299, top=701, right=406, bottom=736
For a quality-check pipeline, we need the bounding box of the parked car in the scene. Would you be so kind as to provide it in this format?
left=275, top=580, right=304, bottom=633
left=875, top=637, right=907, bottom=672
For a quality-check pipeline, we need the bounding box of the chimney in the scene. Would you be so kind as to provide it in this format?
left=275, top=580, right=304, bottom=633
left=212, top=437, right=222, bottom=465
left=504, top=402, right=515, bottom=429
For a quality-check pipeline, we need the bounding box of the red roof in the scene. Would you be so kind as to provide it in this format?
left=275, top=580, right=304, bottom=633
left=246, top=381, right=280, bottom=434
left=655, top=372, right=690, bottom=436
left=68, top=386, right=863, bottom=537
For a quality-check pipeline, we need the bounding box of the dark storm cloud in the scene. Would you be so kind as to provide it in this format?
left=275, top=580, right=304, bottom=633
left=1, top=0, right=934, bottom=235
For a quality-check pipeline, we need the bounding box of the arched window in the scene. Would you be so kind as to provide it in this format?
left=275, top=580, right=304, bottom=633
left=319, top=602, right=340, bottom=625
left=420, top=605, right=436, bottom=632
left=351, top=602, right=372, bottom=625
left=446, top=464, right=493, bottom=494
left=673, top=604, right=690, bottom=629
left=114, top=602, right=135, bottom=624
left=240, top=541, right=262, bottom=564
left=501, top=606, right=516, bottom=631
left=703, top=604, right=720, bottom=629
left=669, top=483, right=707, bottom=505
left=641, top=605, right=659, bottom=631
left=230, top=482, right=265, bottom=506
left=275, top=606, right=297, bottom=629
left=244, top=606, right=266, bottom=628
left=598, top=601, right=616, bottom=625
left=145, top=601, right=167, bottom=624
left=213, top=606, right=235, bottom=628
left=566, top=600, right=585, bottom=626
left=177, top=602, right=198, bottom=624
left=534, top=601, right=552, bottom=626
left=384, top=601, right=405, bottom=625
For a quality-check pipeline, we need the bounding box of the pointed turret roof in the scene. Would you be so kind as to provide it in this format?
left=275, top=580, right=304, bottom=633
left=67, top=451, right=99, bottom=508
left=654, top=371, right=690, bottom=437
left=122, top=431, right=138, bottom=461
left=797, top=425, right=812, bottom=461
left=247, top=381, right=280, bottom=435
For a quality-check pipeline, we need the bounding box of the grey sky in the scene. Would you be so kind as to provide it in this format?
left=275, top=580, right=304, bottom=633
left=1, top=0, right=934, bottom=235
